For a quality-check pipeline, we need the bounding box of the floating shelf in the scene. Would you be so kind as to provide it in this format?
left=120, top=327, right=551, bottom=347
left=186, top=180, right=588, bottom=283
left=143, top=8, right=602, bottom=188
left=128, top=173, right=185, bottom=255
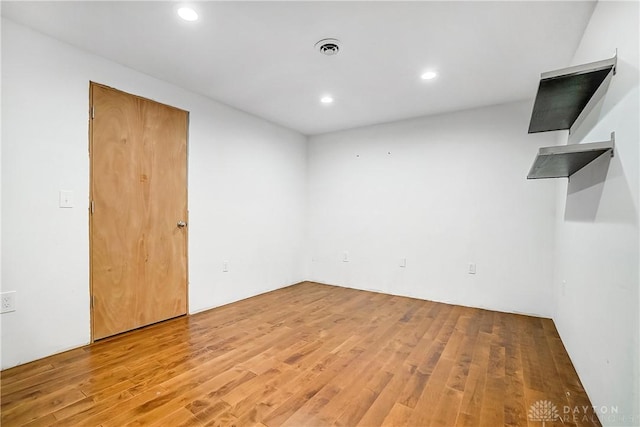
left=527, top=132, right=615, bottom=179
left=528, top=54, right=616, bottom=134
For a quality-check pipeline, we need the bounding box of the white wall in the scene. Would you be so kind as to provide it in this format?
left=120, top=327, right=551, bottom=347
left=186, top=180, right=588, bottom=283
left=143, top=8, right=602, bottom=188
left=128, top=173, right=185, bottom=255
left=0, top=19, right=307, bottom=369
left=552, top=1, right=639, bottom=425
left=0, top=17, right=4, bottom=364
left=307, top=101, right=559, bottom=317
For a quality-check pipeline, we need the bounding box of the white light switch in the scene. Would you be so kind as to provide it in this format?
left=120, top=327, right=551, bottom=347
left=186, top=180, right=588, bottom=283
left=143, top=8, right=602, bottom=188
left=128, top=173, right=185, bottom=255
left=468, top=263, right=477, bottom=274
left=59, top=190, right=74, bottom=208
left=223, top=261, right=229, bottom=272
left=399, top=258, right=406, bottom=268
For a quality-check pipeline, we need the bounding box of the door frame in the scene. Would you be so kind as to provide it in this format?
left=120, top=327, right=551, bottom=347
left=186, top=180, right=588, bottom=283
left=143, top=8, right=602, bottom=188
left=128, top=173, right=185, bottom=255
left=88, top=81, right=190, bottom=342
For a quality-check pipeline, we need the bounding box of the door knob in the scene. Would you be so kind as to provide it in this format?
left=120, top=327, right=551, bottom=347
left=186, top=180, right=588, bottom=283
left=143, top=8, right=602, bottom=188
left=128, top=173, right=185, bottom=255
left=177, top=221, right=187, bottom=228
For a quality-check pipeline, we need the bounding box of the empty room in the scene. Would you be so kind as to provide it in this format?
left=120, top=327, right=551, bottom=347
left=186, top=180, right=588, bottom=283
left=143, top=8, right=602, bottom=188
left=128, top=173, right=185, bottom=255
left=1, top=1, right=638, bottom=426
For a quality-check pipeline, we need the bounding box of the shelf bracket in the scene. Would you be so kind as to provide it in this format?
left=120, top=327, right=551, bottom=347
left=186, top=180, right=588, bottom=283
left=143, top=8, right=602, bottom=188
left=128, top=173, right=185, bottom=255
left=570, top=53, right=617, bottom=135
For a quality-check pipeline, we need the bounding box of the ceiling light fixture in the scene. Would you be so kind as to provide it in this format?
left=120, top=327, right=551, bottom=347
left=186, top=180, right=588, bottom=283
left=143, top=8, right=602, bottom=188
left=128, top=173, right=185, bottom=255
left=178, top=7, right=198, bottom=21
left=421, top=70, right=438, bottom=80
left=320, top=95, right=334, bottom=104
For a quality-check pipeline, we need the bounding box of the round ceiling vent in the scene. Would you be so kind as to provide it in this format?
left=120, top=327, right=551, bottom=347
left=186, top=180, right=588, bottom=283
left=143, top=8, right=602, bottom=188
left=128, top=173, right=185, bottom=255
left=315, top=38, right=341, bottom=56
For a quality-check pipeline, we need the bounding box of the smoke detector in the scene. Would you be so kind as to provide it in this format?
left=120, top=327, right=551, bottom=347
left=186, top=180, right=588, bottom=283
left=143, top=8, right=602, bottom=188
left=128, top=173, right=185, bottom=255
left=315, top=38, right=341, bottom=56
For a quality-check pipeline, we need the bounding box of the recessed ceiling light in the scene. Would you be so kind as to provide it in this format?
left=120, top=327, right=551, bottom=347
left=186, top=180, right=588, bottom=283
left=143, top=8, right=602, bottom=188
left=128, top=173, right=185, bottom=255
left=178, top=7, right=198, bottom=21
left=421, top=71, right=438, bottom=80
left=320, top=95, right=334, bottom=104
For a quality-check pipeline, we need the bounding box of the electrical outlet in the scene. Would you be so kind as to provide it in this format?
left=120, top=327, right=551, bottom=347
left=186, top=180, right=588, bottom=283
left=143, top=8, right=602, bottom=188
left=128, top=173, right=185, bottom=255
left=222, top=261, right=229, bottom=272
left=342, top=251, right=349, bottom=262
left=1, top=291, right=16, bottom=313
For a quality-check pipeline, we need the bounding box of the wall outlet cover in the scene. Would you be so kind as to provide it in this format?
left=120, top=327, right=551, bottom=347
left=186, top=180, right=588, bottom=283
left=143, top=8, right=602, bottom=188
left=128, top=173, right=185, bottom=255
left=1, top=291, right=16, bottom=313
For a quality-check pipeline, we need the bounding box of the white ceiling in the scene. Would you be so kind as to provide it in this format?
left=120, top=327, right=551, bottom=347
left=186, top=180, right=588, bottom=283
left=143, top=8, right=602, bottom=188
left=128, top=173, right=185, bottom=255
left=1, top=1, right=596, bottom=135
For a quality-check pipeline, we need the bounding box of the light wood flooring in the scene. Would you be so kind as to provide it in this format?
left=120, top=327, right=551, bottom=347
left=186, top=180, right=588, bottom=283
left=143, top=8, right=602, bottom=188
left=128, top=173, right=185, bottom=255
left=1, top=282, right=598, bottom=426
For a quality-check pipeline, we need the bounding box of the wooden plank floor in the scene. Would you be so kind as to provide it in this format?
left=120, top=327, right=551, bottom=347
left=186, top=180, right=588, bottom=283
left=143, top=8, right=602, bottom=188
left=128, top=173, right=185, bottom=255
left=1, top=282, right=599, bottom=426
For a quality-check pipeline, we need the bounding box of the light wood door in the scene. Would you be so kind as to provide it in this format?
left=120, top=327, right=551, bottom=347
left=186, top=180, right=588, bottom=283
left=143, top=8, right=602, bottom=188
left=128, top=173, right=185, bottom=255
left=90, top=82, right=188, bottom=340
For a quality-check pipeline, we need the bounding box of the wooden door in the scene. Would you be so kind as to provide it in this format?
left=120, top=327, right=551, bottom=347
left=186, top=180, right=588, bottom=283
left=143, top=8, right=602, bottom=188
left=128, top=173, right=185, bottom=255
left=89, top=82, right=188, bottom=340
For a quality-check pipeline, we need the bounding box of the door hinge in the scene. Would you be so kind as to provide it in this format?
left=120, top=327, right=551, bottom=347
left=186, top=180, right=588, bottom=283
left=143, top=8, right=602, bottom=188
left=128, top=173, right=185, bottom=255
left=90, top=200, right=95, bottom=214
left=90, top=106, right=95, bottom=119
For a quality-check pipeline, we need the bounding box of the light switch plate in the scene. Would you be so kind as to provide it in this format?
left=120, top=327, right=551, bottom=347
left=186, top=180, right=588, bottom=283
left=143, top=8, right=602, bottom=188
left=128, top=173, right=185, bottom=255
left=59, top=190, right=74, bottom=208
left=468, top=263, right=477, bottom=274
